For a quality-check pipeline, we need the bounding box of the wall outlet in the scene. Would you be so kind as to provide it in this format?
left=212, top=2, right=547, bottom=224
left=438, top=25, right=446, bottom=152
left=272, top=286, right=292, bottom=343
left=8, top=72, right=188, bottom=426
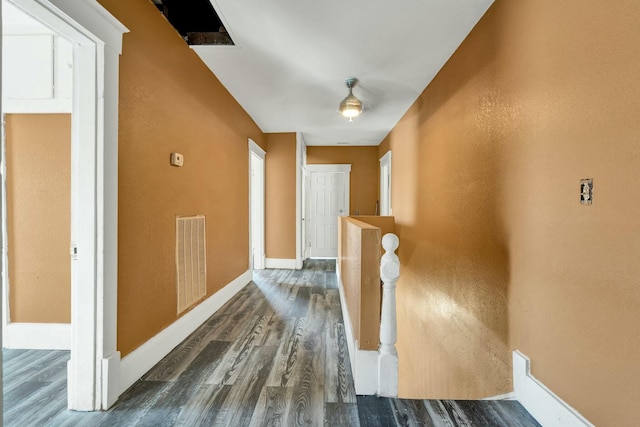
left=170, top=152, right=184, bottom=167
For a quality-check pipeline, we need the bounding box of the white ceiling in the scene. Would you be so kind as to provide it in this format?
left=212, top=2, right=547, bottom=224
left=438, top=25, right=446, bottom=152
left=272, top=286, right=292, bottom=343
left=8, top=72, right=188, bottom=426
left=194, top=0, right=494, bottom=146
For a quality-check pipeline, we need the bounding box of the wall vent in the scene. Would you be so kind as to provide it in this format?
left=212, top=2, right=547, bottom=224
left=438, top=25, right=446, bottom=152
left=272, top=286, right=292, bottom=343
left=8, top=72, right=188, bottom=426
left=176, top=215, right=207, bottom=314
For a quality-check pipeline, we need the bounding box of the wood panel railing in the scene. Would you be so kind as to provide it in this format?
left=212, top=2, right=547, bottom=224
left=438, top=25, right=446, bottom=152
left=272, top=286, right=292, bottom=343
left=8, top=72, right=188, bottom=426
left=338, top=217, right=383, bottom=350
left=337, top=216, right=399, bottom=396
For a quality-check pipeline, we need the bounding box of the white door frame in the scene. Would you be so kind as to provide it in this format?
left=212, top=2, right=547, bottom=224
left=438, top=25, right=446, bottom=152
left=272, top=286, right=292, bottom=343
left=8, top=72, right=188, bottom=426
left=248, top=138, right=266, bottom=271
left=295, top=133, right=305, bottom=269
left=2, top=1, right=75, bottom=350
left=305, top=164, right=351, bottom=258
left=2, top=0, right=127, bottom=411
left=379, top=151, right=392, bottom=216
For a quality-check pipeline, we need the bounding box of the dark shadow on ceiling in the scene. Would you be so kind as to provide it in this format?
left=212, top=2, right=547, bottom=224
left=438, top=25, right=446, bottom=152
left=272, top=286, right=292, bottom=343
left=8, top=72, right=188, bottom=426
left=153, top=0, right=234, bottom=45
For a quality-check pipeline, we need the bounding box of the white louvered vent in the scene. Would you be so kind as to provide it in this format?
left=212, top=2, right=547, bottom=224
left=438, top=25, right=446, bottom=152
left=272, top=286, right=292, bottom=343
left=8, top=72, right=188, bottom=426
left=176, top=215, right=207, bottom=314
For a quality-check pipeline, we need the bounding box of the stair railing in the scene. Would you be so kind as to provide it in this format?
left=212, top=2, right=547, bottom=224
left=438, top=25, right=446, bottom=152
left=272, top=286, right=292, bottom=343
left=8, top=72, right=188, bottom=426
left=378, top=233, right=400, bottom=397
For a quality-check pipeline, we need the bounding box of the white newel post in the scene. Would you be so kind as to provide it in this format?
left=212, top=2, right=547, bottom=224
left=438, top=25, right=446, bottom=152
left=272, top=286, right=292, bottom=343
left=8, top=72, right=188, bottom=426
left=378, top=233, right=400, bottom=397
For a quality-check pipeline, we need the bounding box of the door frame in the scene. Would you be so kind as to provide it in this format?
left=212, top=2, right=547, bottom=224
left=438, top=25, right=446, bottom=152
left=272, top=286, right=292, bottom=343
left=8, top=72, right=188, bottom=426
left=2, top=0, right=127, bottom=410
left=305, top=164, right=351, bottom=258
left=248, top=138, right=266, bottom=270
left=379, top=150, right=392, bottom=216
left=295, top=133, right=305, bottom=269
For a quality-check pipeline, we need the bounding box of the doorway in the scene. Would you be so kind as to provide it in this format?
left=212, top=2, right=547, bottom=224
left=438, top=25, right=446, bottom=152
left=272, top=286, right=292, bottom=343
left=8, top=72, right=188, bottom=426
left=249, top=139, right=266, bottom=270
left=379, top=151, right=392, bottom=216
left=305, top=164, right=350, bottom=258
left=1, top=0, right=126, bottom=410
left=2, top=1, right=74, bottom=350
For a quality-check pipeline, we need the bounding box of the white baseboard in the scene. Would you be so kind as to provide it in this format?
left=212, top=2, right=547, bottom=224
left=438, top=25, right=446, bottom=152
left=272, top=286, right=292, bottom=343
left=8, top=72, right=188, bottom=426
left=118, top=269, right=251, bottom=394
left=513, top=350, right=594, bottom=427
left=265, top=258, right=297, bottom=269
left=102, top=351, right=121, bottom=409
left=354, top=346, right=379, bottom=395
left=482, top=392, right=516, bottom=400
left=336, top=263, right=378, bottom=395
left=3, top=322, right=71, bottom=350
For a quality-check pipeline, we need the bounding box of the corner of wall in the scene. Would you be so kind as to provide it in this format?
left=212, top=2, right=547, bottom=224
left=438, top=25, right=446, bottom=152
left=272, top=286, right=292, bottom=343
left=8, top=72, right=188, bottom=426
left=513, top=351, right=594, bottom=427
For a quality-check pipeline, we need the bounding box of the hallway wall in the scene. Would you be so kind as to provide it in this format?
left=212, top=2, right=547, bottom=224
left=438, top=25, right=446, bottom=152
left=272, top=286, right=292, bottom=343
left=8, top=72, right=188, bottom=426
left=98, top=0, right=265, bottom=357
left=306, top=146, right=379, bottom=216
left=265, top=133, right=297, bottom=260
left=5, top=114, right=71, bottom=323
left=381, top=1, right=640, bottom=425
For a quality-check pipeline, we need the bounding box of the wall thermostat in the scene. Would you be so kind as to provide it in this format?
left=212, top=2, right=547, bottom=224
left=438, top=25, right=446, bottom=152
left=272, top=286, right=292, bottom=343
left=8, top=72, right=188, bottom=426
left=170, top=152, right=184, bottom=167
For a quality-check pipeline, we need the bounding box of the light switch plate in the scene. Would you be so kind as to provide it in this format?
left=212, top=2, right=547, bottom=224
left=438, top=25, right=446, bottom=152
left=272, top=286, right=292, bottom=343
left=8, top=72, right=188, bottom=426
left=170, top=152, right=184, bottom=167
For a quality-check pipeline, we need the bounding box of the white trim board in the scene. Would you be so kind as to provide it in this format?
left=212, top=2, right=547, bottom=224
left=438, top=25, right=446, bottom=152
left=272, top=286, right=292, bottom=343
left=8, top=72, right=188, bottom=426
left=3, top=322, right=70, bottom=350
left=379, top=151, right=392, bottom=216
left=118, top=269, right=251, bottom=394
left=513, top=350, right=594, bottom=427
left=265, top=258, right=297, bottom=269
left=482, top=392, right=516, bottom=401
left=305, top=164, right=351, bottom=173
left=295, top=132, right=304, bottom=270
left=5, top=0, right=128, bottom=410
left=336, top=262, right=377, bottom=395
left=248, top=138, right=266, bottom=271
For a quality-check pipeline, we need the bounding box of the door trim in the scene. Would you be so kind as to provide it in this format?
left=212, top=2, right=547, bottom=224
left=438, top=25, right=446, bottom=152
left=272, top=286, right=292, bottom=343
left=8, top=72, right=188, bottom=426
left=295, top=133, right=305, bottom=269
left=3, top=0, right=127, bottom=411
left=306, top=164, right=352, bottom=173
left=248, top=138, right=266, bottom=270
left=379, top=151, right=392, bottom=216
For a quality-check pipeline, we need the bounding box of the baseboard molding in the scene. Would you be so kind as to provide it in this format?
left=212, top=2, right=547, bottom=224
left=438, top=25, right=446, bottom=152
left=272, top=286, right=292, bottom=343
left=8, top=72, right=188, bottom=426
left=3, top=322, right=71, bottom=350
left=118, top=269, right=251, bottom=394
left=513, top=350, right=594, bottom=427
left=101, top=351, right=121, bottom=409
left=336, top=263, right=378, bottom=395
left=265, top=258, right=297, bottom=269
left=482, top=392, right=516, bottom=400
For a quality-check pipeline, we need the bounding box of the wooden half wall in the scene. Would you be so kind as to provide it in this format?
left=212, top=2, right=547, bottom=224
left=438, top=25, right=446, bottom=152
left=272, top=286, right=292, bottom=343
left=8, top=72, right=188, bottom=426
left=338, top=216, right=395, bottom=351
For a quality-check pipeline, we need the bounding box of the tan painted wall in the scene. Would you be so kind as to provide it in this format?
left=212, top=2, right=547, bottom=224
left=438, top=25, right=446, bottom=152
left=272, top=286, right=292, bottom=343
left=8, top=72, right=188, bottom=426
left=383, top=1, right=640, bottom=425
left=98, top=0, right=265, bottom=356
left=264, top=133, right=297, bottom=259
left=5, top=114, right=71, bottom=323
left=307, top=146, right=378, bottom=215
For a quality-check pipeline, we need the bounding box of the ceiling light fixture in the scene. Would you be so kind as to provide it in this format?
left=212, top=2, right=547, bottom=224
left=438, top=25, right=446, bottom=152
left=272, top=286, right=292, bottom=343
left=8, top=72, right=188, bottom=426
left=339, top=77, right=363, bottom=122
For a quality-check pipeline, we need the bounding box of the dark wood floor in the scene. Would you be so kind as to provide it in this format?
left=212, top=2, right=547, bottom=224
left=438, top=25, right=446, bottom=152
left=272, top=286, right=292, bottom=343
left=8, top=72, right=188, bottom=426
left=3, top=260, right=540, bottom=426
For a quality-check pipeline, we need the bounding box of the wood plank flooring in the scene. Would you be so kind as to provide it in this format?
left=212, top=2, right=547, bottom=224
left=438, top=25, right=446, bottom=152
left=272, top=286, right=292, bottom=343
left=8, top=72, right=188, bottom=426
left=3, top=260, right=540, bottom=426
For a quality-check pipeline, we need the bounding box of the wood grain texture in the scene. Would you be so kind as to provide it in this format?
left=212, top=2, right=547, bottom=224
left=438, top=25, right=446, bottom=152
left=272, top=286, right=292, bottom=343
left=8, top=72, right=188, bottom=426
left=3, top=260, right=540, bottom=427
left=325, top=321, right=356, bottom=404
left=357, top=395, right=397, bottom=427
left=248, top=386, right=287, bottom=427
left=325, top=402, right=361, bottom=426
left=390, top=398, right=435, bottom=427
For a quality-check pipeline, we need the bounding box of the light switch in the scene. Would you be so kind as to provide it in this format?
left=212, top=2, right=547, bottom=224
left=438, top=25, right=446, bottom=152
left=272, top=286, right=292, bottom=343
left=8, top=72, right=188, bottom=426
left=170, top=152, right=184, bottom=167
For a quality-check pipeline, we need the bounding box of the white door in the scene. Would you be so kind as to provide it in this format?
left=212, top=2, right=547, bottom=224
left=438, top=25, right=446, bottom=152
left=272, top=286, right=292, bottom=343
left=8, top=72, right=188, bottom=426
left=307, top=165, right=350, bottom=258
